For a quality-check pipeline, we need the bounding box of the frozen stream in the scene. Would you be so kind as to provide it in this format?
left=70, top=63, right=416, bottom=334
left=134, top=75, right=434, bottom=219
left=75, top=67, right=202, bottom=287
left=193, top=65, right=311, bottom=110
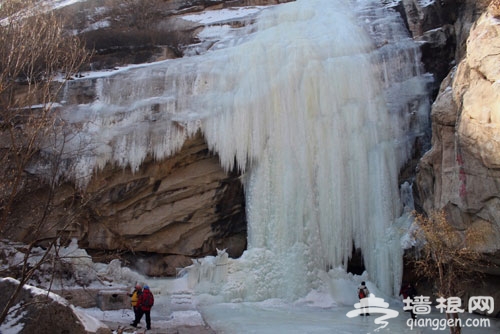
left=201, top=303, right=500, bottom=334
left=74, top=275, right=500, bottom=334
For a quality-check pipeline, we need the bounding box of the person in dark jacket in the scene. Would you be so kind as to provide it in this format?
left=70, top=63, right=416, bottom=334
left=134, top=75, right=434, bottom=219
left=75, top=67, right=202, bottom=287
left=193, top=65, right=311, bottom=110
left=131, top=285, right=155, bottom=330
left=357, top=281, right=370, bottom=316
left=400, top=282, right=417, bottom=320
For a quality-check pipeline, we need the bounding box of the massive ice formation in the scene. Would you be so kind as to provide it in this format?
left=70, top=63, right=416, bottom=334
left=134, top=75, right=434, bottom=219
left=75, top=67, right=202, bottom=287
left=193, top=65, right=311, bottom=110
left=58, top=0, right=430, bottom=299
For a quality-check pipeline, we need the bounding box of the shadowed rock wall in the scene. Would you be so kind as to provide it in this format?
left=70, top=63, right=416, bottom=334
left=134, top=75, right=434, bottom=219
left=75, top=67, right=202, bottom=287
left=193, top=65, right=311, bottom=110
left=4, top=133, right=246, bottom=277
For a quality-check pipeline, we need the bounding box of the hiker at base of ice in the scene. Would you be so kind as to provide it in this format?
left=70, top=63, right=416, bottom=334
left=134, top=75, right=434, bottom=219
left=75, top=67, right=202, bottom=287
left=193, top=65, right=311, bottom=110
left=357, top=281, right=370, bottom=316
left=129, top=284, right=143, bottom=326
left=400, top=282, right=417, bottom=320
left=131, top=285, right=155, bottom=330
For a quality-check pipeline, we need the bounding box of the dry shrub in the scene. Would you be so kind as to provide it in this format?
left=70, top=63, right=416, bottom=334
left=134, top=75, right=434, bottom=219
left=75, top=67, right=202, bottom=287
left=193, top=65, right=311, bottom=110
left=411, top=210, right=491, bottom=334
left=413, top=210, right=483, bottom=298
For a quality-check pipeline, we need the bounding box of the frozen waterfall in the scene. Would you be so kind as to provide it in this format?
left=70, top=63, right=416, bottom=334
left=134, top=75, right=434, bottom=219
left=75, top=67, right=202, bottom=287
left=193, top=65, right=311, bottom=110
left=58, top=0, right=431, bottom=299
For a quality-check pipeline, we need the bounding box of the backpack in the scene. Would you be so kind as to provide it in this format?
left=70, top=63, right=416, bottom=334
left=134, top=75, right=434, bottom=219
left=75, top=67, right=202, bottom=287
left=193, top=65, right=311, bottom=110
left=143, top=290, right=154, bottom=308
left=358, top=288, right=366, bottom=299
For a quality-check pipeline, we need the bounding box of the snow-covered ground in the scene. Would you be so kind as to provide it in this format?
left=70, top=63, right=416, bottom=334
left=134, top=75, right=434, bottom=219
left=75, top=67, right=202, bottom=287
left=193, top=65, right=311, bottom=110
left=181, top=6, right=268, bottom=25
left=77, top=277, right=211, bottom=334
left=2, top=241, right=499, bottom=334
left=3, top=273, right=500, bottom=334
left=76, top=279, right=500, bottom=334
left=69, top=274, right=500, bottom=334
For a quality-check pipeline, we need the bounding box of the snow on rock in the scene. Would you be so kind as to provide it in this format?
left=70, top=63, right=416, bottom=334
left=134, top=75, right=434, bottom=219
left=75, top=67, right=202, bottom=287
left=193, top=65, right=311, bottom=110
left=417, top=0, right=436, bottom=7
left=165, top=310, right=205, bottom=327
left=181, top=7, right=268, bottom=25
left=72, top=306, right=111, bottom=334
left=0, top=277, right=111, bottom=334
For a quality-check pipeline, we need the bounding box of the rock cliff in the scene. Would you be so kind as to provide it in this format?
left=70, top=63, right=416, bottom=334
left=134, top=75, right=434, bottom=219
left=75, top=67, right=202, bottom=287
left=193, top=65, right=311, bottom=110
left=389, top=0, right=500, bottom=315
left=4, top=0, right=500, bottom=280
left=3, top=132, right=246, bottom=277
left=2, top=0, right=272, bottom=277
left=409, top=0, right=500, bottom=255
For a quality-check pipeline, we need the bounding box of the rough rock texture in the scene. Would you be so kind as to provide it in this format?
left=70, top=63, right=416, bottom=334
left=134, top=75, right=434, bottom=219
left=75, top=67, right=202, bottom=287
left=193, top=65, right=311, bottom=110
left=84, top=132, right=246, bottom=259
left=395, top=0, right=490, bottom=96
left=0, top=278, right=111, bottom=334
left=416, top=8, right=500, bottom=254
left=396, top=0, right=500, bottom=254
left=4, top=133, right=246, bottom=276
left=401, top=0, right=500, bottom=311
left=57, top=0, right=293, bottom=71
left=398, top=1, right=498, bottom=232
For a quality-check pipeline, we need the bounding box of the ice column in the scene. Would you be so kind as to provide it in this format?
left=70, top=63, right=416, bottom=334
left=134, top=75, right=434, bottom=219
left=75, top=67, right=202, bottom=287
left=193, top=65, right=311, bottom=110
left=59, top=0, right=430, bottom=299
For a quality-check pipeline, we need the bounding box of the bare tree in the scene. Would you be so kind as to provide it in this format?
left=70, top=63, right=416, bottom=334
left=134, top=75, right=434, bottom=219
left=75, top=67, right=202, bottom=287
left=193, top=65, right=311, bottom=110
left=0, top=0, right=89, bottom=325
left=412, top=210, right=491, bottom=334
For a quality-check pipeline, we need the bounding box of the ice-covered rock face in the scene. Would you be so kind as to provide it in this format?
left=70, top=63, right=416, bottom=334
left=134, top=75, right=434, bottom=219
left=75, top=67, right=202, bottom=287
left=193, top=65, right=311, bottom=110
left=51, top=0, right=431, bottom=299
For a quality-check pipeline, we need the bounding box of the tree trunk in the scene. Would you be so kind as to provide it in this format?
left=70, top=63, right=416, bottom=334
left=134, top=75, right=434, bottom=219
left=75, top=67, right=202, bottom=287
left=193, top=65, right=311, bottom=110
left=446, top=312, right=461, bottom=334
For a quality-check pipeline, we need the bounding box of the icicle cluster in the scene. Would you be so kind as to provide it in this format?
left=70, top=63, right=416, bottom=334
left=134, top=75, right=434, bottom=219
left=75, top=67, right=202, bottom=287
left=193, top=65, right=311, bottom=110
left=56, top=0, right=430, bottom=299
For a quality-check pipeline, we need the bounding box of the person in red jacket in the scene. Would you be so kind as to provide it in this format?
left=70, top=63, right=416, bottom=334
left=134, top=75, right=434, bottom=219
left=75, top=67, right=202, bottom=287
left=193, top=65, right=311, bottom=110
left=131, top=285, right=154, bottom=330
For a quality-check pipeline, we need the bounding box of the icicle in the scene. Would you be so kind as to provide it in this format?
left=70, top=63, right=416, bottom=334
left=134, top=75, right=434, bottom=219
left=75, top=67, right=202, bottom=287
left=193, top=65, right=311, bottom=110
left=55, top=0, right=430, bottom=299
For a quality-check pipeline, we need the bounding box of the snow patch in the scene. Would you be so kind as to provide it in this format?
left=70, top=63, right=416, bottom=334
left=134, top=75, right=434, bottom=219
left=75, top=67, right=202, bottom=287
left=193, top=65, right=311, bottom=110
left=0, top=303, right=25, bottom=334
left=71, top=306, right=109, bottom=333
left=418, top=0, right=436, bottom=7
left=0, top=277, right=68, bottom=305
left=182, top=7, right=267, bottom=24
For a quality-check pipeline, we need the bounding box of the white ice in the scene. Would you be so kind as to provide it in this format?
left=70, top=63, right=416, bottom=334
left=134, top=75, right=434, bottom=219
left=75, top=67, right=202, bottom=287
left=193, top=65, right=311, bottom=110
left=54, top=274, right=500, bottom=334
left=0, top=0, right=495, bottom=333
left=182, top=6, right=268, bottom=25
left=2, top=244, right=499, bottom=334
left=50, top=0, right=432, bottom=303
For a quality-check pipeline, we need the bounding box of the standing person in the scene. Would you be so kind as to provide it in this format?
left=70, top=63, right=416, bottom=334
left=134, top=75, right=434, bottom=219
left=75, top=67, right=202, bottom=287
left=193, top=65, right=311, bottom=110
left=400, top=282, right=417, bottom=320
left=132, top=285, right=155, bottom=330
left=399, top=282, right=409, bottom=299
left=407, top=283, right=417, bottom=320
left=357, top=281, right=370, bottom=316
left=129, top=284, right=142, bottom=327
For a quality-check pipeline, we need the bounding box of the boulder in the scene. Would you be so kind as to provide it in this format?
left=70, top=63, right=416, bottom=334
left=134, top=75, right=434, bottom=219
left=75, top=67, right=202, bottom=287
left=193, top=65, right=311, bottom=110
left=0, top=277, right=110, bottom=334
left=97, top=289, right=130, bottom=311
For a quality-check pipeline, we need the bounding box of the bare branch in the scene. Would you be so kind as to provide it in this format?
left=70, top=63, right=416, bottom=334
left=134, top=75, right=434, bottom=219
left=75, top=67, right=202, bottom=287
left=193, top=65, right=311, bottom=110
left=0, top=1, right=89, bottom=326
left=411, top=210, right=494, bottom=334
